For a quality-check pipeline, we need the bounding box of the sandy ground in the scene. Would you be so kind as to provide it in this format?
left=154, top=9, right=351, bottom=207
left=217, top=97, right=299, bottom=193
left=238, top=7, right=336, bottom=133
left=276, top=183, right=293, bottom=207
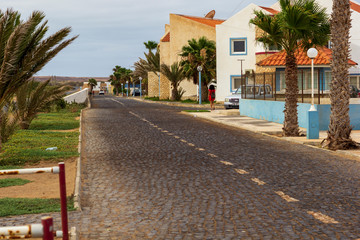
left=0, top=157, right=77, bottom=199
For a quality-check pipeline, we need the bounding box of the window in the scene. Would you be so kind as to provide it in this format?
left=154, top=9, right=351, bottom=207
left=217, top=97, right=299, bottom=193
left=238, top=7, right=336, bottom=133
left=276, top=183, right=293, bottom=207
left=324, top=71, right=331, bottom=90
left=350, top=76, right=358, bottom=88
left=230, top=38, right=247, bottom=55
left=231, top=75, right=243, bottom=91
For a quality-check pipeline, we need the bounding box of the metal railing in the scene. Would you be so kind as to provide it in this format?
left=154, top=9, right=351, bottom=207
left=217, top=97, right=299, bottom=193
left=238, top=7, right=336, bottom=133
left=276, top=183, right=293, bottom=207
left=0, top=162, right=69, bottom=240
left=239, top=71, right=330, bottom=104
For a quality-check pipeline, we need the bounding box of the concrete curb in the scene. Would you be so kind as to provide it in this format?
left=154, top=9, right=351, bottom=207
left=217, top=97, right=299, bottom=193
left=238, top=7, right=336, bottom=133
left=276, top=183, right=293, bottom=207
left=73, top=109, right=83, bottom=211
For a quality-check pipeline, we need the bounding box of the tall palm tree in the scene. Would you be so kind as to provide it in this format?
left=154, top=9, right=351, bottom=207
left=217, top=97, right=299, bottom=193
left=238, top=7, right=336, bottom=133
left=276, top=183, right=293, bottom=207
left=0, top=9, right=77, bottom=149
left=143, top=41, right=158, bottom=53
left=179, top=37, right=216, bottom=101
left=88, top=78, right=97, bottom=94
left=15, top=80, right=70, bottom=129
left=323, top=0, right=358, bottom=150
left=249, top=0, right=330, bottom=136
left=161, top=62, right=186, bottom=101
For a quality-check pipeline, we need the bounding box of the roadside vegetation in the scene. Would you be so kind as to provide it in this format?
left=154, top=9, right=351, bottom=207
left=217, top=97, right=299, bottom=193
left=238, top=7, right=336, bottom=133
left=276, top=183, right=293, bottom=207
left=0, top=102, right=84, bottom=217
left=0, top=103, right=83, bottom=168
left=0, top=178, right=31, bottom=188
left=0, top=198, right=76, bottom=217
left=144, top=96, right=214, bottom=105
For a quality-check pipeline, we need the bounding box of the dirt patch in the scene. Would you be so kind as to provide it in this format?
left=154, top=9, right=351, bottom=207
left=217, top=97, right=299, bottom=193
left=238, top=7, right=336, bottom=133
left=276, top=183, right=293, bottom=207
left=0, top=158, right=77, bottom=199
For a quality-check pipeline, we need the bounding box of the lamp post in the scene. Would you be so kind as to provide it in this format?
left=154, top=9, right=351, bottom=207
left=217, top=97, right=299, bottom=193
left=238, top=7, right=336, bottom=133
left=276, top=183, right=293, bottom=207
left=126, top=80, right=129, bottom=97
left=307, top=48, right=318, bottom=110
left=157, top=73, right=161, bottom=99
left=139, top=77, right=142, bottom=98
left=197, top=65, right=203, bottom=104
left=121, top=83, right=123, bottom=96
left=306, top=47, right=319, bottom=139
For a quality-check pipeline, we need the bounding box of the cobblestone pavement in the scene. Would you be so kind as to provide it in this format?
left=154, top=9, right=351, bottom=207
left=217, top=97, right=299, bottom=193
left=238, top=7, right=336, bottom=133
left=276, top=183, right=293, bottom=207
left=1, top=95, right=360, bottom=239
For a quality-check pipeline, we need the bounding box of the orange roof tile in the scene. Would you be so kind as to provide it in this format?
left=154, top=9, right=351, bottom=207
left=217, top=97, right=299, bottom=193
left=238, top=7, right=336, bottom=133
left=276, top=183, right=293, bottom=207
left=161, top=32, right=170, bottom=42
left=257, top=46, right=357, bottom=67
left=178, top=15, right=225, bottom=28
left=259, top=6, right=279, bottom=15
left=351, top=1, right=360, bottom=13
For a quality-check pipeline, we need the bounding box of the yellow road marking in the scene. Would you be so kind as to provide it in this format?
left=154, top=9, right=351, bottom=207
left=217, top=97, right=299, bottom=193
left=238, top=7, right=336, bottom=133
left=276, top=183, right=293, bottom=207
left=251, top=178, right=266, bottom=185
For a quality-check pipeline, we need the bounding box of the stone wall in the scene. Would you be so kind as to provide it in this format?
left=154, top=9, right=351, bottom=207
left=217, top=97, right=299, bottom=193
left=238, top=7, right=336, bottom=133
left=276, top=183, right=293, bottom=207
left=148, top=72, right=160, bottom=97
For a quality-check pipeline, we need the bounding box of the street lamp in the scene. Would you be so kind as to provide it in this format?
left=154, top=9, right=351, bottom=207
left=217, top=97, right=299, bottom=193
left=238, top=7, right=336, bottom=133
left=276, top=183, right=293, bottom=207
left=307, top=48, right=318, bottom=110
left=306, top=47, right=319, bottom=139
left=121, top=83, right=124, bottom=96
left=157, top=73, right=161, bottom=99
left=197, top=65, right=203, bottom=104
left=126, top=80, right=129, bottom=97
left=139, top=77, right=142, bottom=98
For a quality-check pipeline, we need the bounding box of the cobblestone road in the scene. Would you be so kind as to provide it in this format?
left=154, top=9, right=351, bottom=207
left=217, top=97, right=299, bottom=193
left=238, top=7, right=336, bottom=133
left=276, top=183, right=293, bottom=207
left=1, top=96, right=360, bottom=239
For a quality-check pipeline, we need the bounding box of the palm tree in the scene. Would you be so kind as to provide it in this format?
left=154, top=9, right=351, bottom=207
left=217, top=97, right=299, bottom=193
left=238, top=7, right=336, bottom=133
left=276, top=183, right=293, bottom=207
left=110, top=66, right=132, bottom=95
left=0, top=101, right=18, bottom=143
left=15, top=80, right=70, bottom=129
left=144, top=49, right=160, bottom=74
left=0, top=9, right=77, bottom=149
left=323, top=0, right=358, bottom=150
left=88, top=78, right=97, bottom=95
left=179, top=37, right=216, bottom=101
left=161, top=62, right=186, bottom=101
left=143, top=41, right=158, bottom=53
left=249, top=0, right=330, bottom=136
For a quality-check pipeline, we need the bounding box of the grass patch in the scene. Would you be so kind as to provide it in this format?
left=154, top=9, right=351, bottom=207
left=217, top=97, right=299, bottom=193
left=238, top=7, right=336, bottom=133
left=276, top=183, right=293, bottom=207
left=181, top=99, right=211, bottom=104
left=0, top=107, right=81, bottom=167
left=0, top=197, right=76, bottom=217
left=0, top=130, right=79, bottom=166
left=183, top=110, right=211, bottom=112
left=144, top=97, right=173, bottom=102
left=0, top=178, right=31, bottom=188
left=29, top=109, right=81, bottom=130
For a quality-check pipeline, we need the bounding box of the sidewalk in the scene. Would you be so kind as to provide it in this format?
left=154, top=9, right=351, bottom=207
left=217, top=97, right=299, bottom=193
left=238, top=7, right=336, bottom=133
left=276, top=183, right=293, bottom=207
left=187, top=109, right=360, bottom=159
left=131, top=97, right=360, bottom=160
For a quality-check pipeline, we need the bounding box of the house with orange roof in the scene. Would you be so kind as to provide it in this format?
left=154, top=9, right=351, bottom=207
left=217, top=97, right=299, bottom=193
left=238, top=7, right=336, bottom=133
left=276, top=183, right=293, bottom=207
left=216, top=3, right=280, bottom=102
left=147, top=12, right=224, bottom=99
left=257, top=46, right=357, bottom=92
left=216, top=0, right=360, bottom=102
left=270, top=0, right=360, bottom=88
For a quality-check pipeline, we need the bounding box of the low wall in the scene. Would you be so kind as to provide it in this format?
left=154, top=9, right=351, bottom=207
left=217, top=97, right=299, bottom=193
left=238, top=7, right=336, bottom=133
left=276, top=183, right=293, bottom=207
left=64, top=88, right=88, bottom=104
left=239, top=99, right=360, bottom=130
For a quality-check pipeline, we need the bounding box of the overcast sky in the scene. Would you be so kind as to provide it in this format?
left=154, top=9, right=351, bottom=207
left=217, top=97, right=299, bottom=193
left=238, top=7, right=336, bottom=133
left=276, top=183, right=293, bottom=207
left=3, top=0, right=277, bottom=77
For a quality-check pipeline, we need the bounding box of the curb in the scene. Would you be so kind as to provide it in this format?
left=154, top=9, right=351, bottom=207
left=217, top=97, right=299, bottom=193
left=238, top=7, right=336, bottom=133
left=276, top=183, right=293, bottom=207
left=73, top=109, right=83, bottom=211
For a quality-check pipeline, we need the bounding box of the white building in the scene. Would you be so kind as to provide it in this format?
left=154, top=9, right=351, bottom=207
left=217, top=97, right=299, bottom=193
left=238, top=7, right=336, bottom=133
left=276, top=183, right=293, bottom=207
left=216, top=4, right=278, bottom=102
left=216, top=0, right=360, bottom=102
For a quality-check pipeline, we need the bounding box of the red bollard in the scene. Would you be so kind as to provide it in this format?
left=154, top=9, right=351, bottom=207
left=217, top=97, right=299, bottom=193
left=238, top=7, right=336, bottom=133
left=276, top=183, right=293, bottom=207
left=59, top=162, right=69, bottom=240
left=41, top=217, right=54, bottom=240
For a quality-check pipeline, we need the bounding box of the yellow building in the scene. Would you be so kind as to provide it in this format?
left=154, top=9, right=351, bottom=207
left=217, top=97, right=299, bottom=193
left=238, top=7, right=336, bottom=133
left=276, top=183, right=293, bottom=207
left=148, top=12, right=224, bottom=100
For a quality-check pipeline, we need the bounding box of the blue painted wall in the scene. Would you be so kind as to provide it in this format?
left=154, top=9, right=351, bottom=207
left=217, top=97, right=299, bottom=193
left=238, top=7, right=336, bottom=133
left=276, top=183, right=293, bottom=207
left=239, top=99, right=360, bottom=130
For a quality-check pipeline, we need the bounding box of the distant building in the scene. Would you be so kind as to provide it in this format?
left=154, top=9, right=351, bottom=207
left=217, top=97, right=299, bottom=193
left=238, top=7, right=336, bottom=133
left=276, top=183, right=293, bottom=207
left=148, top=12, right=224, bottom=99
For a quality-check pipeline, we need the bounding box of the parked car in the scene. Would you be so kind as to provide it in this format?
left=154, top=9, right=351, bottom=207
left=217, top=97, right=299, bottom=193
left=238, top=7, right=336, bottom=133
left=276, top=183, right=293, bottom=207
left=99, top=90, right=104, bottom=95
left=224, top=84, right=273, bottom=109
left=131, top=89, right=141, bottom=96
left=350, top=85, right=360, bottom=98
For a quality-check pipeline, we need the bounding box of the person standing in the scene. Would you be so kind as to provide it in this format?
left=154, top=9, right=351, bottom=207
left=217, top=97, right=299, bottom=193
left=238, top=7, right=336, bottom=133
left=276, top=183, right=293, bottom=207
left=208, top=85, right=216, bottom=111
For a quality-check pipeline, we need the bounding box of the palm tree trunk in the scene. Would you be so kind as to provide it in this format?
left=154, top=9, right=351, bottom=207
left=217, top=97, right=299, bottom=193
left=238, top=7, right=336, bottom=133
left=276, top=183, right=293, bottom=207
left=283, top=52, right=300, bottom=136
left=324, top=0, right=358, bottom=150
left=0, top=112, right=2, bottom=152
